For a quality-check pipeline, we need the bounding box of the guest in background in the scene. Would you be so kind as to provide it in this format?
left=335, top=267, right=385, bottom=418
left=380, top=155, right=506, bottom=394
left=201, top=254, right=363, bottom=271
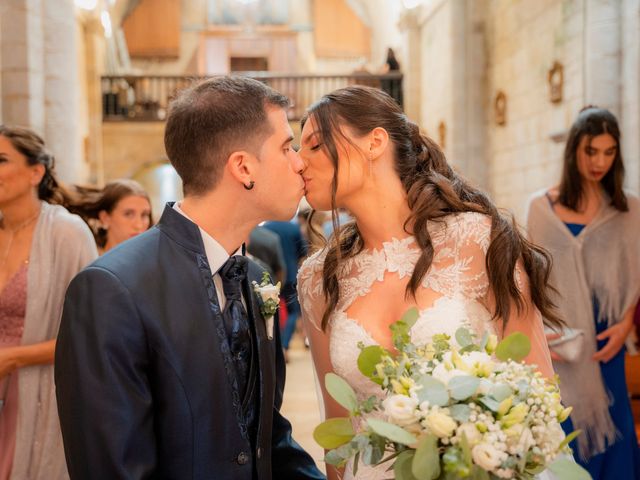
left=297, top=208, right=326, bottom=253
left=526, top=107, right=640, bottom=480
left=75, top=179, right=152, bottom=254
left=380, top=47, right=402, bottom=107
left=0, top=126, right=97, bottom=480
left=264, top=218, right=307, bottom=353
left=248, top=225, right=286, bottom=285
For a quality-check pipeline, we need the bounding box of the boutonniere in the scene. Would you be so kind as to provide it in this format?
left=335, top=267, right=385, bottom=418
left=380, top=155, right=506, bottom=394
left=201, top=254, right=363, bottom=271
left=252, top=271, right=281, bottom=340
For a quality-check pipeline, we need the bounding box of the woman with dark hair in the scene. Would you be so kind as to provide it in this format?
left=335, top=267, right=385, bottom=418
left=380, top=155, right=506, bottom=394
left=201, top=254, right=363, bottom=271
left=76, top=179, right=153, bottom=253
left=527, top=107, right=640, bottom=479
left=0, top=126, right=97, bottom=479
left=296, top=86, right=560, bottom=480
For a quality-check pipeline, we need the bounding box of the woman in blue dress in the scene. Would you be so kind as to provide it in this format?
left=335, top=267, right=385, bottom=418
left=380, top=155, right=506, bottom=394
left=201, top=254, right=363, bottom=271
left=527, top=106, right=640, bottom=479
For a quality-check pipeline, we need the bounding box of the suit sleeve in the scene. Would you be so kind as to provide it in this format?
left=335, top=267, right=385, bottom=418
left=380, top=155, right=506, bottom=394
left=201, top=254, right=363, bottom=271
left=270, top=311, right=326, bottom=479
left=55, top=266, right=156, bottom=480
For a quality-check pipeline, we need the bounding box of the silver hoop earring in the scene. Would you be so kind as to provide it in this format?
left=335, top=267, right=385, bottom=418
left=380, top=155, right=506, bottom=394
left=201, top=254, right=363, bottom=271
left=244, top=181, right=255, bottom=190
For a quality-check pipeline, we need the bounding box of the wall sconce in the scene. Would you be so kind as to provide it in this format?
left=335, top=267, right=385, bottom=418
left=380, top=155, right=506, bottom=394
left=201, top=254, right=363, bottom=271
left=494, top=91, right=507, bottom=126
left=548, top=61, right=564, bottom=103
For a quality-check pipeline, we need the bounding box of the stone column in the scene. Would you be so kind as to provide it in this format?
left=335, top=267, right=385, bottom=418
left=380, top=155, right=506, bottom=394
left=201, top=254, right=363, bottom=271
left=584, top=0, right=621, bottom=115
left=398, top=7, right=422, bottom=123
left=621, top=0, right=640, bottom=193
left=449, top=0, right=488, bottom=190
left=1, top=0, right=45, bottom=133
left=43, top=0, right=84, bottom=183
left=81, top=14, right=106, bottom=185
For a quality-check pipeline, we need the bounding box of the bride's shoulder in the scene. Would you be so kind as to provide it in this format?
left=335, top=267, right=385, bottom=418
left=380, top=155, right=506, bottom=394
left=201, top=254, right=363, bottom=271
left=297, top=248, right=328, bottom=287
left=428, top=211, right=492, bottom=249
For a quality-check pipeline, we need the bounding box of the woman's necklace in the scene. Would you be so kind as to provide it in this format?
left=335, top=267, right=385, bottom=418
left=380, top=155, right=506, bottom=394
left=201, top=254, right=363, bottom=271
left=0, top=208, right=41, bottom=270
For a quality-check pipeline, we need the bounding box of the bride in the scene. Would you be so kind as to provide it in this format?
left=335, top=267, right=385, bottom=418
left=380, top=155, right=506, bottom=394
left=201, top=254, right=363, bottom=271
left=297, top=86, right=560, bottom=480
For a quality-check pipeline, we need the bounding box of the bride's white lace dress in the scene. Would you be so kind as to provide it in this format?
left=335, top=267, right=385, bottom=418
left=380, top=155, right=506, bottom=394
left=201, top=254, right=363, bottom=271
left=298, top=212, right=553, bottom=480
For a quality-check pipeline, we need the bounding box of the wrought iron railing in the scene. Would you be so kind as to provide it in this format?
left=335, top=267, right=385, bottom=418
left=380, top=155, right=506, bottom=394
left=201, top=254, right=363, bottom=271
left=101, top=72, right=403, bottom=121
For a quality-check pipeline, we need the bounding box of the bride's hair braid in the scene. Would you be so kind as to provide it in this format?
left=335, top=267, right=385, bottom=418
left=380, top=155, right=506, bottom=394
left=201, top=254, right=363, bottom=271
left=302, top=86, right=561, bottom=332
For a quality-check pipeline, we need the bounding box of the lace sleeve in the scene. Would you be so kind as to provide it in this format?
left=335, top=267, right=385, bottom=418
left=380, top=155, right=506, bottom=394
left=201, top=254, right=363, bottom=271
left=438, top=213, right=554, bottom=378
left=297, top=249, right=350, bottom=429
left=297, top=249, right=327, bottom=333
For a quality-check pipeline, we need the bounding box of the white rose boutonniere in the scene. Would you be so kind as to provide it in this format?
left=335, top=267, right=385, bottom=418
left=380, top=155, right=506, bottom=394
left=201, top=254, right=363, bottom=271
left=252, top=271, right=281, bottom=340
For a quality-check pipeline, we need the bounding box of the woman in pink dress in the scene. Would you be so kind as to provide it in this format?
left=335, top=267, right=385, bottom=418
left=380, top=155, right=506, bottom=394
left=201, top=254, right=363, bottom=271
left=0, top=126, right=97, bottom=480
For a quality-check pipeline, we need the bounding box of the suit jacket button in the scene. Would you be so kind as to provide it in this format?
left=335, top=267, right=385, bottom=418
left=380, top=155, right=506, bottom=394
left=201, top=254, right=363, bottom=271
left=237, top=452, right=249, bottom=465
left=257, top=447, right=262, bottom=459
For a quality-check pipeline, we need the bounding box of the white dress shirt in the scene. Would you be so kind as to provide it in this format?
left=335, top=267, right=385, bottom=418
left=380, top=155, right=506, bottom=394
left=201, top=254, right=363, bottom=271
left=173, top=203, right=245, bottom=310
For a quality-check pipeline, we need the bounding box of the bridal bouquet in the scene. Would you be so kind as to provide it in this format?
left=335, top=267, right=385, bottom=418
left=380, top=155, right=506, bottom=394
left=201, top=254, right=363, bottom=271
left=313, top=309, right=589, bottom=480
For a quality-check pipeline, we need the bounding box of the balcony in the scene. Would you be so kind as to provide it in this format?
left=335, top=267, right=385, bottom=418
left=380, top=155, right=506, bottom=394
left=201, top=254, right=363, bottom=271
left=101, top=72, right=403, bottom=122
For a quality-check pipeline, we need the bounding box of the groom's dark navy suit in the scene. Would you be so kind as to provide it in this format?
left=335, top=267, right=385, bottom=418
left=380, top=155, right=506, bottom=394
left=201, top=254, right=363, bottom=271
left=55, top=205, right=324, bottom=480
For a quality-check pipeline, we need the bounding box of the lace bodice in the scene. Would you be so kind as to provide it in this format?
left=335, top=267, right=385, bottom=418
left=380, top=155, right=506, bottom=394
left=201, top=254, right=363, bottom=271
left=298, top=212, right=553, bottom=480
left=299, top=212, right=498, bottom=396
left=298, top=212, right=553, bottom=479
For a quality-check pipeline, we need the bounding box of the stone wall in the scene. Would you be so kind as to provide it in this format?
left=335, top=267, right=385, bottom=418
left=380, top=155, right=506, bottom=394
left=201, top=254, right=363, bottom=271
left=402, top=0, right=640, bottom=221
left=0, top=0, right=87, bottom=183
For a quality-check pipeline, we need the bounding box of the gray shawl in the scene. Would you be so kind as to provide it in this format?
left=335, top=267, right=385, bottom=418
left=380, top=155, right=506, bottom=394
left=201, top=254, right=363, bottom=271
left=526, top=190, right=640, bottom=461
left=10, top=202, right=97, bottom=480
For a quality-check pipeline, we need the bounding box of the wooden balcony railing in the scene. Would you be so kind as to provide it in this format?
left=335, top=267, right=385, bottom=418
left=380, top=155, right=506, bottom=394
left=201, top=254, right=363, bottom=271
left=101, top=72, right=403, bottom=122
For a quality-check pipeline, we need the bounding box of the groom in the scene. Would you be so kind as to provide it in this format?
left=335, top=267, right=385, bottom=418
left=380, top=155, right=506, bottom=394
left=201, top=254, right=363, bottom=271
left=55, top=76, right=325, bottom=480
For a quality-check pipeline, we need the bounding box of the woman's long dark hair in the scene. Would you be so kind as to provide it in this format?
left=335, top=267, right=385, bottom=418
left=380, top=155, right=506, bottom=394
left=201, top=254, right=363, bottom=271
left=559, top=106, right=627, bottom=212
left=74, top=179, right=153, bottom=248
left=301, top=86, right=561, bottom=331
left=0, top=125, right=79, bottom=207
left=0, top=126, right=153, bottom=248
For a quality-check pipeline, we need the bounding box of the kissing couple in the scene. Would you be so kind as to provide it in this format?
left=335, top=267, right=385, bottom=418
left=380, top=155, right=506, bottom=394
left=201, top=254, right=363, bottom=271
left=56, top=76, right=558, bottom=480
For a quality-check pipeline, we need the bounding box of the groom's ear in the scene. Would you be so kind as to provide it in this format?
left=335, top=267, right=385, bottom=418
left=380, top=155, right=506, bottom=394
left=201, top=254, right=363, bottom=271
left=226, top=150, right=258, bottom=187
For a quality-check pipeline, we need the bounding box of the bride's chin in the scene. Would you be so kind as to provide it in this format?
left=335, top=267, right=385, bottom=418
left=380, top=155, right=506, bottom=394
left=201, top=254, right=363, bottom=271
left=304, top=193, right=330, bottom=211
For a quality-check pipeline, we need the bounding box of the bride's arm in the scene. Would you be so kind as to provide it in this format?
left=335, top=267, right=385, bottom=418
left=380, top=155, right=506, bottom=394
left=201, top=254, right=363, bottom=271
left=499, top=261, right=555, bottom=379
left=455, top=213, right=554, bottom=379
left=298, top=255, right=348, bottom=480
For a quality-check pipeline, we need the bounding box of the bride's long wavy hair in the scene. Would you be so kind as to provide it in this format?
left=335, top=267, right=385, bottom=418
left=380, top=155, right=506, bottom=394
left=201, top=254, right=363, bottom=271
left=301, top=86, right=561, bottom=332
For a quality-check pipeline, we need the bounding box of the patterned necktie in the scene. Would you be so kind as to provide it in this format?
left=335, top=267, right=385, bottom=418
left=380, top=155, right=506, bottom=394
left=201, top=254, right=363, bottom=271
left=219, top=255, right=252, bottom=399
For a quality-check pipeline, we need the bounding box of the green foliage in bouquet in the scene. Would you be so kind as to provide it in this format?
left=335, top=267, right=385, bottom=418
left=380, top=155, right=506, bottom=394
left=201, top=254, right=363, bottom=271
left=313, top=308, right=590, bottom=480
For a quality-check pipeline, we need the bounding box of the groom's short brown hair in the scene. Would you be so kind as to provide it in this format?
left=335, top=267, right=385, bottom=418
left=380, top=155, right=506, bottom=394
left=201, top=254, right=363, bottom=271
left=164, top=76, right=289, bottom=196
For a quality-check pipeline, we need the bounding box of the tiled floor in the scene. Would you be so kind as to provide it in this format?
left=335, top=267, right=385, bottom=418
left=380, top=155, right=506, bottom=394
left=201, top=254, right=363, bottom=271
left=281, top=335, right=327, bottom=474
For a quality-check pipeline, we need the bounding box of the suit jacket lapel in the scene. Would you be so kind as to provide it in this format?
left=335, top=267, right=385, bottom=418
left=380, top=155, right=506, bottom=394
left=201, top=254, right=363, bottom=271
left=195, top=252, right=250, bottom=441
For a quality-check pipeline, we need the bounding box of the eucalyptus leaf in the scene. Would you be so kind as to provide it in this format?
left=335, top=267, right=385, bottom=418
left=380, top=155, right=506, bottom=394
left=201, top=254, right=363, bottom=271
left=367, top=418, right=417, bottom=446
left=495, top=332, right=531, bottom=362
left=547, top=457, right=591, bottom=480
left=449, top=404, right=471, bottom=423
left=357, top=345, right=386, bottom=383
left=412, top=434, right=441, bottom=480
left=479, top=331, right=489, bottom=350
left=417, top=376, right=450, bottom=406
left=478, top=396, right=500, bottom=412
left=448, top=375, right=481, bottom=401
left=313, top=417, right=355, bottom=449
left=489, top=383, right=513, bottom=402
left=325, top=373, right=358, bottom=412
left=324, top=450, right=345, bottom=466
left=394, top=450, right=419, bottom=480
left=455, top=328, right=474, bottom=348
left=401, top=307, right=420, bottom=327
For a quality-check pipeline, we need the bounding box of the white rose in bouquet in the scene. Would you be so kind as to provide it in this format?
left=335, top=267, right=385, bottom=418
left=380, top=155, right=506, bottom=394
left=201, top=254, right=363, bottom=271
left=423, top=410, right=457, bottom=438
left=471, top=442, right=507, bottom=471
left=382, top=394, right=419, bottom=427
